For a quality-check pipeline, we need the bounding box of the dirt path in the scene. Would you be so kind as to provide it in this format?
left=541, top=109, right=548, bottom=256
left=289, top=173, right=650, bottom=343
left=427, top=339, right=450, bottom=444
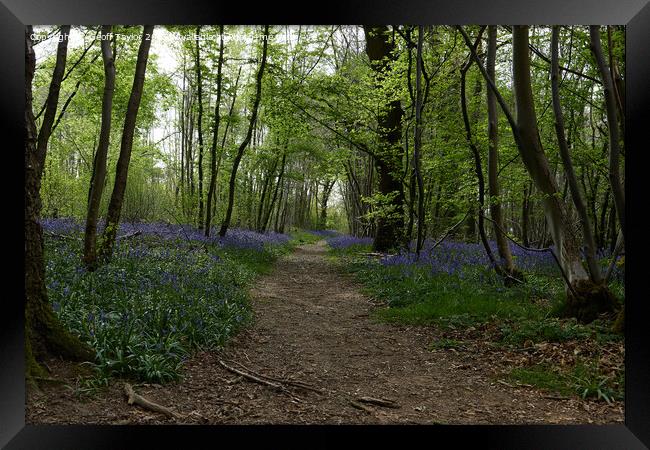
left=27, top=241, right=623, bottom=425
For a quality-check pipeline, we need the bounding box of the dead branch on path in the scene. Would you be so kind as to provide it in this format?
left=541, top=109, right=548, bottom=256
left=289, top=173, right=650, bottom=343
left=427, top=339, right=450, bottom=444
left=123, top=383, right=182, bottom=419
left=218, top=360, right=284, bottom=391
left=223, top=358, right=324, bottom=394
left=356, top=396, right=400, bottom=409
left=349, top=399, right=374, bottom=414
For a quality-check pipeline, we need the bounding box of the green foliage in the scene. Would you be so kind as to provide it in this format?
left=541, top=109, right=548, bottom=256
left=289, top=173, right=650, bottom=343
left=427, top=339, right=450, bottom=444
left=45, top=233, right=285, bottom=384
left=507, top=361, right=623, bottom=403
left=499, top=318, right=592, bottom=346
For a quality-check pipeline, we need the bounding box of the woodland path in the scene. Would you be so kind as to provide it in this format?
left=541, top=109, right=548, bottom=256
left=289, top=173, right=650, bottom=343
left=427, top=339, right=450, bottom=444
left=27, top=241, right=623, bottom=425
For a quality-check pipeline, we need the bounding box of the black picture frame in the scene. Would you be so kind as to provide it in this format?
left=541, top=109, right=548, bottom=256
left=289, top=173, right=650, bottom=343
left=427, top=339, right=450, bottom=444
left=2, top=0, right=648, bottom=448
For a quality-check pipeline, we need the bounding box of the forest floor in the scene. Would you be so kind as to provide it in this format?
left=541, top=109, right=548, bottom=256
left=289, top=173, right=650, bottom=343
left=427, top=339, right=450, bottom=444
left=27, top=240, right=623, bottom=425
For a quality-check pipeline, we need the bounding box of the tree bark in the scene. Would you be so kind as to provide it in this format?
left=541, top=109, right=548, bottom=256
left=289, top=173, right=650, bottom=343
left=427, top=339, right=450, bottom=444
left=486, top=25, right=516, bottom=275
left=413, top=26, right=426, bottom=255
left=511, top=26, right=613, bottom=320
left=99, top=26, right=154, bottom=261
left=205, top=25, right=225, bottom=237
left=219, top=25, right=269, bottom=237
left=262, top=151, right=287, bottom=232
left=551, top=26, right=602, bottom=283
left=460, top=28, right=498, bottom=271
left=83, top=25, right=115, bottom=271
left=25, top=26, right=93, bottom=380
left=589, top=26, right=625, bottom=241
left=195, top=26, right=205, bottom=230
left=363, top=26, right=406, bottom=252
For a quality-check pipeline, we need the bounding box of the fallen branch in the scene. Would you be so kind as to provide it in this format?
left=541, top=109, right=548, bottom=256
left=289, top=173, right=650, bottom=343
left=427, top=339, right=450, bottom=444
left=117, top=230, right=142, bottom=240
left=350, top=399, right=374, bottom=414
left=356, top=396, right=400, bottom=409
left=225, top=358, right=324, bottom=394
left=218, top=360, right=283, bottom=391
left=124, top=383, right=182, bottom=419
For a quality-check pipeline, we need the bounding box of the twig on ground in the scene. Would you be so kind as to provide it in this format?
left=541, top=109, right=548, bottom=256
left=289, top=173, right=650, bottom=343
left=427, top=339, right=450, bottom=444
left=123, top=383, right=182, bottom=419
left=117, top=230, right=142, bottom=240
left=356, top=396, right=400, bottom=409
left=350, top=399, right=374, bottom=414
left=218, top=360, right=284, bottom=391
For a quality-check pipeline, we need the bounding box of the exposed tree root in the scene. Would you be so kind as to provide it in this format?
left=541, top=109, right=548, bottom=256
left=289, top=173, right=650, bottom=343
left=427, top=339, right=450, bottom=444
left=565, top=280, right=618, bottom=324
left=124, top=383, right=182, bottom=419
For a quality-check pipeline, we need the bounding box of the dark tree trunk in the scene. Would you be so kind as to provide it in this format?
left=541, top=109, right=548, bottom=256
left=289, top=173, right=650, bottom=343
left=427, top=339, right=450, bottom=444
left=589, top=26, right=625, bottom=241
left=521, top=183, right=531, bottom=247
left=511, top=26, right=613, bottom=320
left=413, top=26, right=426, bottom=255
left=25, top=26, right=93, bottom=381
left=458, top=25, right=615, bottom=322
left=262, top=151, right=287, bottom=232
left=460, top=28, right=498, bottom=271
left=83, top=25, right=115, bottom=271
left=486, top=25, right=517, bottom=276
left=205, top=25, right=225, bottom=237
left=318, top=178, right=335, bottom=230
left=195, top=26, right=205, bottom=230
left=363, top=26, right=405, bottom=252
left=99, top=26, right=154, bottom=261
left=219, top=25, right=269, bottom=237
left=551, top=26, right=602, bottom=283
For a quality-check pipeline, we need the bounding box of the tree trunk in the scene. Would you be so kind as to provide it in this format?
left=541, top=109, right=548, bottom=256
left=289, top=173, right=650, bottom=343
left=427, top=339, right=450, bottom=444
left=521, top=183, right=531, bottom=247
left=83, top=25, right=115, bottom=271
left=205, top=25, right=225, bottom=237
left=589, top=26, right=625, bottom=241
left=486, top=25, right=517, bottom=276
left=262, top=151, right=287, bottom=232
left=460, top=29, right=498, bottom=271
left=363, top=26, right=405, bottom=252
left=551, top=26, right=601, bottom=283
left=195, top=26, right=205, bottom=230
left=99, top=26, right=154, bottom=261
left=413, top=26, right=426, bottom=255
left=511, top=26, right=613, bottom=321
left=318, top=178, right=335, bottom=230
left=219, top=25, right=269, bottom=237
left=25, top=26, right=93, bottom=382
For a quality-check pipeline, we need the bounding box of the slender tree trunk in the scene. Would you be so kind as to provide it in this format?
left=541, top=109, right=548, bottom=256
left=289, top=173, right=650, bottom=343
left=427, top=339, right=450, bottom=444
left=25, top=26, right=93, bottom=381
left=458, top=25, right=615, bottom=321
left=219, top=25, right=269, bottom=237
left=363, top=26, right=405, bottom=252
left=262, top=151, right=287, bottom=232
left=589, top=26, right=625, bottom=241
left=521, top=183, right=531, bottom=247
left=195, top=26, right=205, bottom=230
left=99, top=26, right=154, bottom=261
left=256, top=157, right=278, bottom=230
left=511, top=26, right=614, bottom=320
left=205, top=25, right=225, bottom=237
left=318, top=178, right=335, bottom=230
left=551, top=26, right=602, bottom=283
left=83, top=25, right=115, bottom=271
left=486, top=25, right=516, bottom=275
left=460, top=30, right=498, bottom=270
left=413, top=26, right=426, bottom=255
